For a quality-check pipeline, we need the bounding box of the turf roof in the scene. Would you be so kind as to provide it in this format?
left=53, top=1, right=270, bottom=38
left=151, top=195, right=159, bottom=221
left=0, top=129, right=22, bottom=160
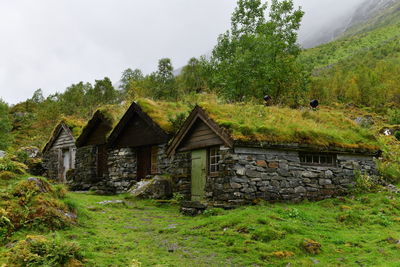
left=136, top=98, right=190, bottom=133
left=198, top=102, right=380, bottom=151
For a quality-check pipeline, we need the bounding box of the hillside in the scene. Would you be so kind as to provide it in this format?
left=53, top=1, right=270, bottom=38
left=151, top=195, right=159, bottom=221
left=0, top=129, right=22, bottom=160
left=301, top=0, right=400, bottom=108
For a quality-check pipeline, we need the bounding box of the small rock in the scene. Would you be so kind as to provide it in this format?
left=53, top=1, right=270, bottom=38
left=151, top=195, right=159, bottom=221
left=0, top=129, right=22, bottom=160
left=96, top=200, right=124, bottom=205
left=302, top=239, right=321, bottom=255
left=256, top=160, right=267, bottom=167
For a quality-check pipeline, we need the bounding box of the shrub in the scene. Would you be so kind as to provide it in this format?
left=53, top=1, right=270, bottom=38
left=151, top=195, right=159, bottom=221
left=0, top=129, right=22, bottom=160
left=0, top=157, right=27, bottom=174
left=251, top=228, right=286, bottom=242
left=0, top=170, right=17, bottom=180
left=301, top=239, right=321, bottom=255
left=0, top=208, right=14, bottom=241
left=388, top=109, right=400, bottom=124
left=168, top=112, right=188, bottom=133
left=6, top=235, right=83, bottom=267
left=354, top=170, right=380, bottom=192
left=395, top=131, right=400, bottom=141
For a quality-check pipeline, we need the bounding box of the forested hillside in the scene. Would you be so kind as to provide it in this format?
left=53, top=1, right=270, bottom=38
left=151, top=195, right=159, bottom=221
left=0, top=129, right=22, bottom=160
left=303, top=0, right=400, bottom=109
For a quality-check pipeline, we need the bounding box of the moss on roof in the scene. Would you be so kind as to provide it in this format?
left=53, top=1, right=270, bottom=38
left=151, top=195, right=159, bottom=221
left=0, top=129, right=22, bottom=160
left=136, top=98, right=190, bottom=133
left=59, top=116, right=86, bottom=139
left=199, top=102, right=380, bottom=151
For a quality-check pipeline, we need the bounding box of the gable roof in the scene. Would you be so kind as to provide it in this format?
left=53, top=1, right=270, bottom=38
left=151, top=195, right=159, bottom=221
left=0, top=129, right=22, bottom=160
left=168, top=103, right=381, bottom=155
left=107, top=101, right=171, bottom=148
left=167, top=106, right=234, bottom=155
left=76, top=105, right=125, bottom=148
left=42, top=122, right=76, bottom=153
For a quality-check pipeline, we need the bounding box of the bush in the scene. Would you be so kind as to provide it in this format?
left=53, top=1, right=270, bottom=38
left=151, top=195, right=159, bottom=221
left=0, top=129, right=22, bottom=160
left=0, top=157, right=27, bottom=174
left=6, top=235, right=83, bottom=267
left=395, top=131, right=400, bottom=141
left=388, top=109, right=400, bottom=124
left=0, top=208, right=14, bottom=241
left=0, top=170, right=17, bottom=180
left=2, top=178, right=76, bottom=238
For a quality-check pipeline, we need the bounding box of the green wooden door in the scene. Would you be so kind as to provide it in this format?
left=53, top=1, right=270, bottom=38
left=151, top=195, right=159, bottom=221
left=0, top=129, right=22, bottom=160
left=191, top=149, right=207, bottom=201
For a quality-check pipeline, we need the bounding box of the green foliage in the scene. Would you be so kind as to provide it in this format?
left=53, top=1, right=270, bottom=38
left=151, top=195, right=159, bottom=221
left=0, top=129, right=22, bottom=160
left=0, top=99, right=13, bottom=150
left=167, top=112, right=188, bottom=133
left=0, top=157, right=27, bottom=175
left=0, top=171, right=17, bottom=181
left=177, top=57, right=209, bottom=95
left=207, top=0, right=309, bottom=106
left=395, top=131, right=400, bottom=141
left=377, top=136, right=400, bottom=184
left=302, top=2, right=400, bottom=109
left=6, top=235, right=83, bottom=267
left=0, top=178, right=76, bottom=242
left=120, top=68, right=144, bottom=91
left=353, top=170, right=380, bottom=193
left=388, top=109, right=400, bottom=124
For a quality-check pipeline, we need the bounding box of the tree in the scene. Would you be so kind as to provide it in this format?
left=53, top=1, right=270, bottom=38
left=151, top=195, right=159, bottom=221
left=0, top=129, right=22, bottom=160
left=153, top=58, right=177, bottom=100
left=0, top=99, right=13, bottom=150
left=177, top=57, right=208, bottom=94
left=120, top=68, right=144, bottom=91
left=90, top=77, right=120, bottom=105
left=209, top=0, right=309, bottom=106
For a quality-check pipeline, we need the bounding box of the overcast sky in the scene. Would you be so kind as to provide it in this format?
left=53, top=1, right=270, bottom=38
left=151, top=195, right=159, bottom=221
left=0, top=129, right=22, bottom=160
left=0, top=0, right=365, bottom=104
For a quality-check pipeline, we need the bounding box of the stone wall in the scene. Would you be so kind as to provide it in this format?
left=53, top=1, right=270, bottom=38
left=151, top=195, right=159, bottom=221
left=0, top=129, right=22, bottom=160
left=202, top=146, right=378, bottom=207
left=107, top=147, right=136, bottom=193
left=43, top=150, right=59, bottom=180
left=70, top=146, right=98, bottom=190
left=167, top=151, right=191, bottom=200
left=106, top=145, right=169, bottom=193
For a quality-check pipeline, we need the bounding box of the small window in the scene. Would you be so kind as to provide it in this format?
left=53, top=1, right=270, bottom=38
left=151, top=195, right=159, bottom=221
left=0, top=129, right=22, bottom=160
left=209, top=147, right=221, bottom=176
left=151, top=146, right=158, bottom=174
left=300, top=152, right=336, bottom=166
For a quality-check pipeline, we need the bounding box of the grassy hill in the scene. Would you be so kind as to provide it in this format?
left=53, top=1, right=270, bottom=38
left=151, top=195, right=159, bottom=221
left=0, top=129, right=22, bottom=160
left=302, top=0, right=400, bottom=108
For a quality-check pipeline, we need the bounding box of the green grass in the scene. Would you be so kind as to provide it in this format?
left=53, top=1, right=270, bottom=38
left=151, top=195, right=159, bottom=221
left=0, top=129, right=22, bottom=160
left=200, top=102, right=379, bottom=151
left=2, top=190, right=399, bottom=266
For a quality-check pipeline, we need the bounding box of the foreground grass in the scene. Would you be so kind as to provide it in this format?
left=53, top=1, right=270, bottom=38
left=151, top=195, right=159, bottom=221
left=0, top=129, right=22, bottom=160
left=2, top=190, right=399, bottom=266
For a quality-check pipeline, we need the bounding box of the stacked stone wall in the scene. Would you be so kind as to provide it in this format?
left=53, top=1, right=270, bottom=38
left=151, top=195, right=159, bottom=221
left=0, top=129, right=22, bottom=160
left=203, top=147, right=378, bottom=207
left=70, top=146, right=98, bottom=190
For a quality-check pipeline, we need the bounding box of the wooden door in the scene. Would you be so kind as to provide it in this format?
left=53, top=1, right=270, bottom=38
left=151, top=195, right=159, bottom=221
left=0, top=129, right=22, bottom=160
left=97, top=145, right=108, bottom=178
left=62, top=149, right=71, bottom=182
left=191, top=149, right=207, bottom=201
left=137, top=146, right=151, bottom=181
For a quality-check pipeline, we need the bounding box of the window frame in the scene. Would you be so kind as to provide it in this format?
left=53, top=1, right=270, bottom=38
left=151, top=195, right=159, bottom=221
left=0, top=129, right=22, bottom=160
left=208, top=147, right=221, bottom=177
left=299, top=152, right=337, bottom=167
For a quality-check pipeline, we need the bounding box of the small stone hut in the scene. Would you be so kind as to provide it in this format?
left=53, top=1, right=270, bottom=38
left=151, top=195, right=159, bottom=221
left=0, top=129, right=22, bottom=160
left=105, top=99, right=190, bottom=193
left=167, top=104, right=381, bottom=207
left=42, top=121, right=82, bottom=182
left=71, top=106, right=124, bottom=191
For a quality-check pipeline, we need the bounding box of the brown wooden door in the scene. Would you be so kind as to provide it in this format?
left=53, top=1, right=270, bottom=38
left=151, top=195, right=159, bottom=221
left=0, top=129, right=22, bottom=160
left=137, top=146, right=151, bottom=181
left=97, top=145, right=108, bottom=178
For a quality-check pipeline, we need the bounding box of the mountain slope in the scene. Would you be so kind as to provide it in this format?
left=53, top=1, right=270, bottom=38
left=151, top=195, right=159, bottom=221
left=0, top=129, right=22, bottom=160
left=303, top=0, right=400, bottom=108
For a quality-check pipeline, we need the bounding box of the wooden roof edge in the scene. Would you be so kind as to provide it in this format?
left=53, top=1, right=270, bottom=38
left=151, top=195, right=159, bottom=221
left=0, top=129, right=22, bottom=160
left=106, top=101, right=170, bottom=148
left=167, top=106, right=234, bottom=156
left=42, top=122, right=75, bottom=153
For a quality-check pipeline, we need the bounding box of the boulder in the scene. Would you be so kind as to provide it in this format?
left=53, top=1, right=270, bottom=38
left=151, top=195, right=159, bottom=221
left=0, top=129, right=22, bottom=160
left=0, top=150, right=5, bottom=159
left=129, top=176, right=173, bottom=200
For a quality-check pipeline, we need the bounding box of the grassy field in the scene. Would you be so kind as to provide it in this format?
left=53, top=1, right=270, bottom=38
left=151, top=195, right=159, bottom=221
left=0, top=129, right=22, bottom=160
left=2, top=188, right=399, bottom=267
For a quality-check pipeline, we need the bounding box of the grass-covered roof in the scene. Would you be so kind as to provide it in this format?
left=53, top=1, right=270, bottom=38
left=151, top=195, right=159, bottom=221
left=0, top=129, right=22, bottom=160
left=136, top=98, right=190, bottom=133
left=198, top=102, right=380, bottom=151
left=76, top=105, right=126, bottom=147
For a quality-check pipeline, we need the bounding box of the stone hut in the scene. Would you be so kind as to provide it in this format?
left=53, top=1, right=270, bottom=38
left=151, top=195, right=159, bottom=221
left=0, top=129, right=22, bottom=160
left=71, top=106, right=124, bottom=191
left=167, top=104, right=381, bottom=207
left=105, top=99, right=190, bottom=193
left=42, top=121, right=81, bottom=182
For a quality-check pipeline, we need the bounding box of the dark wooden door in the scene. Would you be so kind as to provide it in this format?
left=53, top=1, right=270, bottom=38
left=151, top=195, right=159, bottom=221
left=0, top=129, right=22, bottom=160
left=97, top=145, right=108, bottom=178
left=137, top=146, right=151, bottom=181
